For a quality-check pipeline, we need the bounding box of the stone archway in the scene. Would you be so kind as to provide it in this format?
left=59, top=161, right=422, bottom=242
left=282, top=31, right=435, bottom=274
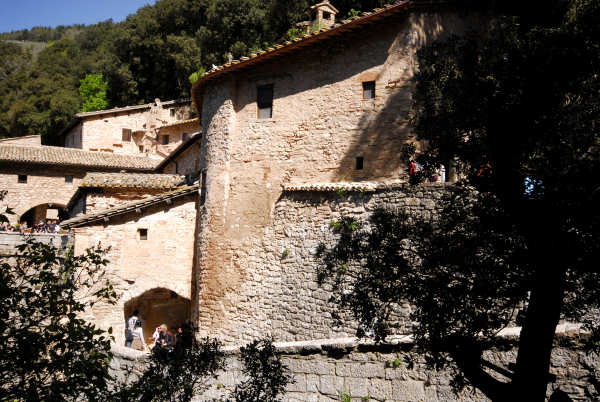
left=19, top=203, right=68, bottom=227
left=123, top=288, right=191, bottom=346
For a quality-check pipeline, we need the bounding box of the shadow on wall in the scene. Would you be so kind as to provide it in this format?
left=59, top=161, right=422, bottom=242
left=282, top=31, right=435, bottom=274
left=335, top=12, right=474, bottom=181
left=124, top=288, right=191, bottom=345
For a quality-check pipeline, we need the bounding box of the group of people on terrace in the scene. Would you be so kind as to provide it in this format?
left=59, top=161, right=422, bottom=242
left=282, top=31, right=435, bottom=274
left=125, top=310, right=185, bottom=353
left=0, top=219, right=61, bottom=234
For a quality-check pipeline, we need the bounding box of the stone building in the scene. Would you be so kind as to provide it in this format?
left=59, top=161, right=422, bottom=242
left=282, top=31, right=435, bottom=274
left=0, top=145, right=158, bottom=224
left=189, top=0, right=484, bottom=344
left=63, top=183, right=199, bottom=346
left=54, top=99, right=197, bottom=157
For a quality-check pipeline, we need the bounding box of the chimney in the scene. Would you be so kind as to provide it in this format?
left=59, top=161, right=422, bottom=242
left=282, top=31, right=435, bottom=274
left=308, top=1, right=339, bottom=33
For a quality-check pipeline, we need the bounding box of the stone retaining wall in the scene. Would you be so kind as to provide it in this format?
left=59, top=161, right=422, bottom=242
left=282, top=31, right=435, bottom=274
left=0, top=232, right=72, bottom=254
left=110, top=336, right=600, bottom=401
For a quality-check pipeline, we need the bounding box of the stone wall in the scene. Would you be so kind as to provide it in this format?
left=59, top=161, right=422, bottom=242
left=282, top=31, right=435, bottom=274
left=196, top=183, right=448, bottom=345
left=0, top=165, right=86, bottom=222
left=71, top=193, right=198, bottom=346
left=195, top=9, right=487, bottom=345
left=110, top=336, right=600, bottom=402
left=0, top=232, right=72, bottom=255
left=160, top=139, right=203, bottom=176
left=65, top=102, right=193, bottom=156
left=157, top=119, right=202, bottom=155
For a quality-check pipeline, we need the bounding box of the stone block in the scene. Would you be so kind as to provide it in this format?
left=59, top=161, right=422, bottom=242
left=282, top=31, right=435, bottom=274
left=391, top=380, right=425, bottom=401
left=319, top=375, right=345, bottom=396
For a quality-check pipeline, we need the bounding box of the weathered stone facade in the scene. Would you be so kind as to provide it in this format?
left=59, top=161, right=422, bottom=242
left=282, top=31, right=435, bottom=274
left=61, top=100, right=195, bottom=157
left=193, top=8, right=484, bottom=344
left=0, top=165, right=85, bottom=223
left=69, top=190, right=198, bottom=346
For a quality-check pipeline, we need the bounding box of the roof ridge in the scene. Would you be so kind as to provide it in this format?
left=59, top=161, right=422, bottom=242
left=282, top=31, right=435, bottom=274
left=62, top=184, right=199, bottom=228
left=194, top=1, right=410, bottom=84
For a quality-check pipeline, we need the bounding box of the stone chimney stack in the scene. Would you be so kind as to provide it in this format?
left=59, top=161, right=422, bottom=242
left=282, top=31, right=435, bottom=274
left=309, top=1, right=339, bottom=32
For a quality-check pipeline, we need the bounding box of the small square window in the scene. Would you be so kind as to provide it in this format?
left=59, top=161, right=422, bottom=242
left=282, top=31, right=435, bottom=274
left=122, top=128, right=132, bottom=142
left=138, top=228, right=148, bottom=240
left=139, top=145, right=144, bottom=153
left=182, top=133, right=190, bottom=142
left=161, top=135, right=170, bottom=145
left=355, top=157, right=364, bottom=170
left=65, top=175, right=73, bottom=184
left=18, top=175, right=27, bottom=184
left=323, top=11, right=331, bottom=20
left=257, top=84, right=274, bottom=119
left=363, top=81, right=376, bottom=99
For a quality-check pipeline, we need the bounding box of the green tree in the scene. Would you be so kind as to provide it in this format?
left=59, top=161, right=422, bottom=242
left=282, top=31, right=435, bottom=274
left=318, top=1, right=599, bottom=401
left=79, top=73, right=109, bottom=112
left=0, top=239, right=118, bottom=400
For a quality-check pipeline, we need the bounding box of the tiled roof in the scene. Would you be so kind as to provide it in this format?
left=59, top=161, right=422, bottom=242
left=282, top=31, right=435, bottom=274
left=158, top=118, right=200, bottom=130
left=283, top=180, right=451, bottom=192
left=0, top=145, right=159, bottom=171
left=191, top=0, right=412, bottom=110
left=80, top=173, right=184, bottom=189
left=75, top=99, right=191, bottom=119
left=62, top=184, right=199, bottom=228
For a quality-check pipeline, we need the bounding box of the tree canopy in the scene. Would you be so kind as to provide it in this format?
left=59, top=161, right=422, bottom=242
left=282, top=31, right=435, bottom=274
left=318, top=0, right=599, bottom=400
left=0, top=0, right=390, bottom=143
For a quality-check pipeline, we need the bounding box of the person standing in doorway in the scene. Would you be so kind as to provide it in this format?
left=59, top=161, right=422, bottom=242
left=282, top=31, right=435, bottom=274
left=125, top=309, right=148, bottom=352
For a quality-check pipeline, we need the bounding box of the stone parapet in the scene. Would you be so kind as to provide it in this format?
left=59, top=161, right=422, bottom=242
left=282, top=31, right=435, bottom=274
left=0, top=232, right=72, bottom=255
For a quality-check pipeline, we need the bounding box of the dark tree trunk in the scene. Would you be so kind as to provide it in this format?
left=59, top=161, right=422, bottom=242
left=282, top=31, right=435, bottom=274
left=511, top=266, right=565, bottom=401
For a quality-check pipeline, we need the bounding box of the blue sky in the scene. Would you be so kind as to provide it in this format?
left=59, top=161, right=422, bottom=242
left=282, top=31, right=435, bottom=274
left=0, top=0, right=157, bottom=33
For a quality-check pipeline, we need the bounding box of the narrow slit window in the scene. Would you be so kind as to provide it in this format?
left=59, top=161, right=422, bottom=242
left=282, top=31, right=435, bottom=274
left=200, top=171, right=207, bottom=205
left=257, top=84, right=274, bottom=119
left=363, top=81, right=376, bottom=99
left=355, top=157, right=364, bottom=170
left=18, top=175, right=27, bottom=184
left=161, top=135, right=170, bottom=145
left=122, top=128, right=132, bottom=142
left=65, top=175, right=73, bottom=184
left=138, top=228, right=148, bottom=240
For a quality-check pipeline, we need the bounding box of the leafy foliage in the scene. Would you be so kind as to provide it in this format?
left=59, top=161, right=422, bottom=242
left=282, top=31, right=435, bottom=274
left=79, top=73, right=109, bottom=112
left=319, top=0, right=599, bottom=400
left=0, top=239, right=117, bottom=401
left=229, top=338, right=293, bottom=402
left=0, top=0, right=391, bottom=142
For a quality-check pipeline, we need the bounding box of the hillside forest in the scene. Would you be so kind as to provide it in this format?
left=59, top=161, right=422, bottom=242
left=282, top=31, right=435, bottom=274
left=0, top=0, right=390, bottom=143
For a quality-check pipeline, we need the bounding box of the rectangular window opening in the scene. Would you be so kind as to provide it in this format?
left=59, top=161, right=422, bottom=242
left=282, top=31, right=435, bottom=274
left=323, top=11, right=331, bottom=20
left=170, top=108, right=176, bottom=117
left=161, top=135, right=170, bottom=145
left=182, top=133, right=190, bottom=142
left=65, top=175, right=73, bottom=184
left=138, top=228, right=148, bottom=240
left=122, top=128, right=132, bottom=142
left=362, top=81, right=376, bottom=99
left=139, top=145, right=144, bottom=153
left=18, top=175, right=27, bottom=184
left=257, top=84, right=274, bottom=119
left=200, top=171, right=207, bottom=205
left=355, top=157, right=364, bottom=170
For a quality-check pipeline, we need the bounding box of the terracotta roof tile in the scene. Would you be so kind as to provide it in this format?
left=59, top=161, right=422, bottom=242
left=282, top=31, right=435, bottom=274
left=0, top=145, right=159, bottom=171
left=80, top=173, right=184, bottom=189
left=157, top=118, right=200, bottom=130
left=62, top=184, right=199, bottom=228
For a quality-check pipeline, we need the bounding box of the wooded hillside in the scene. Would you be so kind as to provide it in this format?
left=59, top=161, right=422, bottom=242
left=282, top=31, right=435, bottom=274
left=0, top=0, right=388, bottom=142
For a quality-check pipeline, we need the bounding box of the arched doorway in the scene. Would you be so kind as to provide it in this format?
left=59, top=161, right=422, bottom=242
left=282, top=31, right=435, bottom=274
left=123, top=288, right=190, bottom=346
left=20, top=203, right=68, bottom=227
